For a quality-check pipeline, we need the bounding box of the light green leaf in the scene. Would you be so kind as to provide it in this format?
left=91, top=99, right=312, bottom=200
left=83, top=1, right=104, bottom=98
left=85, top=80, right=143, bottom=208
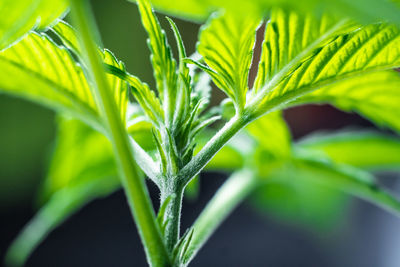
left=127, top=111, right=156, bottom=151
left=298, top=70, right=400, bottom=132
left=52, top=20, right=129, bottom=124
left=0, top=31, right=102, bottom=130
left=297, top=130, right=400, bottom=170
left=51, top=20, right=81, bottom=55
left=137, top=0, right=177, bottom=125
left=6, top=118, right=120, bottom=267
left=107, top=64, right=164, bottom=128
left=102, top=50, right=129, bottom=125
left=0, top=25, right=129, bottom=132
left=0, top=0, right=67, bottom=50
left=166, top=17, right=193, bottom=130
left=253, top=9, right=352, bottom=92
left=250, top=9, right=400, bottom=117
left=198, top=11, right=261, bottom=111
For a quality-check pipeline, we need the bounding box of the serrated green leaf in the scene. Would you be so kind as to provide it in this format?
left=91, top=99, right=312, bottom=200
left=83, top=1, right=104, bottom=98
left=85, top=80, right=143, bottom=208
left=253, top=9, right=353, bottom=92
left=0, top=0, right=67, bottom=50
left=131, top=80, right=164, bottom=127
left=166, top=17, right=193, bottom=131
left=190, top=115, right=221, bottom=139
left=137, top=0, right=177, bottom=125
left=0, top=31, right=103, bottom=130
left=166, top=17, right=186, bottom=69
left=51, top=20, right=81, bottom=54
left=152, top=128, right=168, bottom=173
left=106, top=63, right=164, bottom=128
left=0, top=26, right=129, bottom=132
left=102, top=50, right=129, bottom=125
left=298, top=130, right=400, bottom=170
left=297, top=70, right=400, bottom=133
left=251, top=9, right=400, bottom=117
left=198, top=11, right=261, bottom=111
left=52, top=20, right=129, bottom=124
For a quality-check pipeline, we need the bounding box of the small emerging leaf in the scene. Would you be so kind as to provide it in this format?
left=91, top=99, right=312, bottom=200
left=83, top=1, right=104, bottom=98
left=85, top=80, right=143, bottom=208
left=137, top=0, right=177, bottom=125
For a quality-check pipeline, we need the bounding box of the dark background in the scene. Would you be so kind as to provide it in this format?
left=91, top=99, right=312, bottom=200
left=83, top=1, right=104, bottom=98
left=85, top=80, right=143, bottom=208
left=1, top=0, right=400, bottom=266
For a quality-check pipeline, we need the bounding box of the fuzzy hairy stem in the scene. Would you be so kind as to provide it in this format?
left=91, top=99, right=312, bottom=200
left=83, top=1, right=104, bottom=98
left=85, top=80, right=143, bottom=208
left=160, top=179, right=185, bottom=253
left=69, top=1, right=170, bottom=266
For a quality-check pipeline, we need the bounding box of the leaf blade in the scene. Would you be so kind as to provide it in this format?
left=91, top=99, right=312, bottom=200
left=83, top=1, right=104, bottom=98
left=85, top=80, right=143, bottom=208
left=0, top=31, right=103, bottom=130
left=297, top=70, right=400, bottom=132
left=137, top=0, right=177, bottom=125
left=198, top=11, right=261, bottom=111
left=0, top=0, right=67, bottom=50
left=251, top=9, right=400, bottom=118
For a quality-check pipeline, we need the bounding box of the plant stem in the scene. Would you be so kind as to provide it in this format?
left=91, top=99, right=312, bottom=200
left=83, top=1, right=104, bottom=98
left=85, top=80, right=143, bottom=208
left=69, top=1, right=170, bottom=266
left=160, top=179, right=185, bottom=252
left=178, top=114, right=251, bottom=185
left=182, top=169, right=258, bottom=265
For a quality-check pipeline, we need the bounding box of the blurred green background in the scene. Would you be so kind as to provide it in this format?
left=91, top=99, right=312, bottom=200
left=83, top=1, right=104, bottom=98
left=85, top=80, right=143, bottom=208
left=1, top=0, right=400, bottom=266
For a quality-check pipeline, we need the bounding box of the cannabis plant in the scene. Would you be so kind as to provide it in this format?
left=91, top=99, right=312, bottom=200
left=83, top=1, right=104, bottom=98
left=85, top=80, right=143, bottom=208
left=2, top=0, right=400, bottom=266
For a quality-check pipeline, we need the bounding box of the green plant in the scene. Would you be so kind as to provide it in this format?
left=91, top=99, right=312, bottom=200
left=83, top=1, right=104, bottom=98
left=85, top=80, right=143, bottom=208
left=2, top=0, right=400, bottom=266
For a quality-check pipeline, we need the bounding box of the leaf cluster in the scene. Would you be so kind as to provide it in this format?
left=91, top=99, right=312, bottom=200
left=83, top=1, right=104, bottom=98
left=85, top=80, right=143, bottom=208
left=1, top=0, right=400, bottom=266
